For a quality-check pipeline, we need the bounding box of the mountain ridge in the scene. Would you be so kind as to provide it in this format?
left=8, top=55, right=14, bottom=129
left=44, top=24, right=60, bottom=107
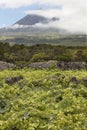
left=14, top=14, right=59, bottom=26
left=0, top=14, right=63, bottom=35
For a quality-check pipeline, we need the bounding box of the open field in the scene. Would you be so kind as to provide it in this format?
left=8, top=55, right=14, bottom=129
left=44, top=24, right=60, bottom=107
left=0, top=34, right=86, bottom=46
left=0, top=68, right=87, bottom=130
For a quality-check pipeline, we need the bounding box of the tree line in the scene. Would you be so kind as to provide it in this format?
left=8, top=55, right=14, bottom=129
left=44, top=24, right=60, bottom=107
left=0, top=42, right=87, bottom=65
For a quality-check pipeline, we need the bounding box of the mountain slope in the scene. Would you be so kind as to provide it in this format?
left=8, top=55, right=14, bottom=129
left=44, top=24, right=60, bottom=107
left=0, top=14, right=63, bottom=36
left=14, top=14, right=59, bottom=25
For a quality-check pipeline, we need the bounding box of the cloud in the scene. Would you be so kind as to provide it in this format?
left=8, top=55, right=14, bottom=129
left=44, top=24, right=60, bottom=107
left=25, top=9, right=62, bottom=18
left=0, top=0, right=86, bottom=33
left=0, top=0, right=86, bottom=10
left=0, top=0, right=35, bottom=8
left=25, top=1, right=87, bottom=34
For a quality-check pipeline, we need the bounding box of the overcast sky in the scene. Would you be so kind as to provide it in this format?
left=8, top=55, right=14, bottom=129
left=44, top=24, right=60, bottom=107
left=0, top=0, right=87, bottom=33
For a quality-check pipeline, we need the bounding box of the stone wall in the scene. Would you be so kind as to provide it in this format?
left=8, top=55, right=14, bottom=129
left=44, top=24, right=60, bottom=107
left=0, top=60, right=87, bottom=70
left=28, top=61, right=87, bottom=70
left=0, top=61, right=15, bottom=70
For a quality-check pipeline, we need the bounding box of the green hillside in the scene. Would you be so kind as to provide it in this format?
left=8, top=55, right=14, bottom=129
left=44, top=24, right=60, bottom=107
left=0, top=34, right=86, bottom=46
left=0, top=69, right=87, bottom=130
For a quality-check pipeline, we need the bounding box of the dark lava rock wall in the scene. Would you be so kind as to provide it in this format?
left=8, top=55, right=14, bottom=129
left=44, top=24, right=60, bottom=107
left=28, top=61, right=87, bottom=70
left=0, top=61, right=15, bottom=70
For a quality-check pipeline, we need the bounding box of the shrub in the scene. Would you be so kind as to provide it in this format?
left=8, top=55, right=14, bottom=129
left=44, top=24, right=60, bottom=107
left=30, top=53, right=50, bottom=62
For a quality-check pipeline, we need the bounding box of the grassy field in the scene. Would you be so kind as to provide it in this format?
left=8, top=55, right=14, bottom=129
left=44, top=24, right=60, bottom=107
left=0, top=68, right=87, bottom=130
left=0, top=34, right=86, bottom=46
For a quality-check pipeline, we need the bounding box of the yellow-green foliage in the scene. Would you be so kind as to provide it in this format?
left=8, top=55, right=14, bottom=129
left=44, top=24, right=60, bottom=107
left=0, top=69, right=87, bottom=130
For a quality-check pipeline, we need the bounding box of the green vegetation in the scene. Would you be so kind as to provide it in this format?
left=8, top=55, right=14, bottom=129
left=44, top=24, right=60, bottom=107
left=0, top=42, right=87, bottom=65
left=0, top=34, right=86, bottom=46
left=0, top=32, right=87, bottom=130
left=0, top=69, right=87, bottom=130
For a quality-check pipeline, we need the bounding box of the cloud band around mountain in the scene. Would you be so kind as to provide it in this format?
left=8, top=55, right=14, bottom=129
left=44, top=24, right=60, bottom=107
left=0, top=0, right=86, bottom=33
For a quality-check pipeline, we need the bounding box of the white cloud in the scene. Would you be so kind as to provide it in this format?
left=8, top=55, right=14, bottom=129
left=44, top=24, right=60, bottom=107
left=25, top=9, right=62, bottom=18
left=0, top=0, right=87, bottom=33
left=0, top=0, right=86, bottom=10
left=0, top=0, right=35, bottom=8
left=25, top=0, right=87, bottom=34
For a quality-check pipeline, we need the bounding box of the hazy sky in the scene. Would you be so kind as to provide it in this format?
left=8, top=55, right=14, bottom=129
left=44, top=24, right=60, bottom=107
left=0, top=0, right=87, bottom=33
